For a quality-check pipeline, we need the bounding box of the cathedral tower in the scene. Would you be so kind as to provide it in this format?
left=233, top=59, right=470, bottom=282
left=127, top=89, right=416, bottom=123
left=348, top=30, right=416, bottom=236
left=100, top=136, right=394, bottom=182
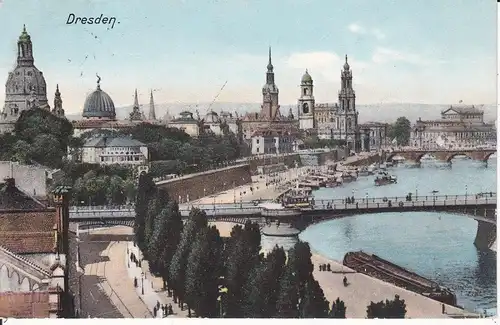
left=337, top=55, right=358, bottom=150
left=260, top=47, right=280, bottom=120
left=1, top=25, right=50, bottom=132
left=298, top=69, right=315, bottom=130
left=52, top=84, right=65, bottom=118
left=129, top=89, right=143, bottom=121
left=148, top=90, right=156, bottom=120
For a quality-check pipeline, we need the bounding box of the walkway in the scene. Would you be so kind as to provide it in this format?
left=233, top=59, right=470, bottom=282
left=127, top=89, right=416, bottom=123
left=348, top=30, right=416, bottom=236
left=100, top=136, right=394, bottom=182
left=127, top=242, right=189, bottom=318
left=79, top=227, right=151, bottom=318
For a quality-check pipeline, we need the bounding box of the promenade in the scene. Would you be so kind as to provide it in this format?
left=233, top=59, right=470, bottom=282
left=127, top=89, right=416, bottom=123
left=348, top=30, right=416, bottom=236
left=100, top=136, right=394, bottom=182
left=311, top=254, right=478, bottom=318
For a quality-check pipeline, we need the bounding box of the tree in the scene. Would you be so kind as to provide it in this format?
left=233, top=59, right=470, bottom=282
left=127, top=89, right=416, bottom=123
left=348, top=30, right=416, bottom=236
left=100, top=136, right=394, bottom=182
left=330, top=297, right=347, bottom=318
left=134, top=173, right=156, bottom=250
left=388, top=117, right=411, bottom=146
left=366, top=295, right=407, bottom=319
left=224, top=221, right=262, bottom=317
left=185, top=226, right=224, bottom=317
left=243, top=245, right=286, bottom=317
left=276, top=264, right=300, bottom=318
left=169, top=208, right=208, bottom=311
left=159, top=200, right=183, bottom=293
left=147, top=208, right=169, bottom=275
left=299, top=279, right=330, bottom=318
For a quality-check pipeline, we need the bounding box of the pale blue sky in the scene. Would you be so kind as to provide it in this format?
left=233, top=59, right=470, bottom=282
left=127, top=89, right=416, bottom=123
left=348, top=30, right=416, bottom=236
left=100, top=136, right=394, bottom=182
left=0, top=0, right=496, bottom=114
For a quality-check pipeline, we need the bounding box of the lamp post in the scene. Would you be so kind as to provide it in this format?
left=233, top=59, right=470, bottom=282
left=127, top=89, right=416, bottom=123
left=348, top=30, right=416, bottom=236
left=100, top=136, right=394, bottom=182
left=365, top=192, right=368, bottom=208
left=233, top=181, right=236, bottom=204
left=465, top=184, right=468, bottom=204
left=141, top=271, right=144, bottom=295
left=415, top=184, right=419, bottom=201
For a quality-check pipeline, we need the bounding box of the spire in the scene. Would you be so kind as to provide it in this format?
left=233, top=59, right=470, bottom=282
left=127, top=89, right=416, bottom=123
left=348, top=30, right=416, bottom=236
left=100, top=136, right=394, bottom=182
left=55, top=84, right=60, bottom=96
left=17, top=24, right=34, bottom=66
left=53, top=84, right=65, bottom=117
left=133, top=89, right=139, bottom=108
left=267, top=46, right=273, bottom=71
left=344, top=54, right=350, bottom=71
left=149, top=90, right=156, bottom=120
left=96, top=74, right=101, bottom=90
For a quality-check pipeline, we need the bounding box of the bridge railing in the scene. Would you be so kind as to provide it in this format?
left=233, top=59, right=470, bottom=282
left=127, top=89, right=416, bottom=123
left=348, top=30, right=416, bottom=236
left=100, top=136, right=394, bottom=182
left=314, top=193, right=496, bottom=207
left=70, top=205, right=134, bottom=211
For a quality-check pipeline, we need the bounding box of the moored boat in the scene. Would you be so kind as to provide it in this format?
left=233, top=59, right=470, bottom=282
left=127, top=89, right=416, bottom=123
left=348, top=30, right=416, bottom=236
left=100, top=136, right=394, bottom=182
left=343, top=251, right=457, bottom=306
left=374, top=172, right=397, bottom=186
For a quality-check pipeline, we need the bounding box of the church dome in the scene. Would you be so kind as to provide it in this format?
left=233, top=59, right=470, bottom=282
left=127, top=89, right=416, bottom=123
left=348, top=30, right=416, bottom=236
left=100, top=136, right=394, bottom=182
left=82, top=77, right=116, bottom=120
left=301, top=70, right=313, bottom=83
left=204, top=111, right=220, bottom=124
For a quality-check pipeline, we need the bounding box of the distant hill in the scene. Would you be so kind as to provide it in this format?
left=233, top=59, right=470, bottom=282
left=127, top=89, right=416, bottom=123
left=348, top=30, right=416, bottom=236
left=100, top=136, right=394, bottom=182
left=67, top=102, right=497, bottom=124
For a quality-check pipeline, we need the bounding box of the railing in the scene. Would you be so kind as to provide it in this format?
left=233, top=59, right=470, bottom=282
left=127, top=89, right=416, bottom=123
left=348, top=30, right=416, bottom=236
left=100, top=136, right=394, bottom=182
left=389, top=148, right=496, bottom=153
left=314, top=193, right=496, bottom=207
left=69, top=194, right=496, bottom=220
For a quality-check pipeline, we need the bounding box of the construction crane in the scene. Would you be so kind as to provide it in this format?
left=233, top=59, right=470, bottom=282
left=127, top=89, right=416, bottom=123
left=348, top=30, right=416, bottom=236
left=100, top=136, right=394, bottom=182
left=197, top=80, right=228, bottom=118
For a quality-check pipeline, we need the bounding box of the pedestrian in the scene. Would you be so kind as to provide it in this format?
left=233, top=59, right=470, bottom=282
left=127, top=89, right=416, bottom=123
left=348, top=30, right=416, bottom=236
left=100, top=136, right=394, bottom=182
left=168, top=304, right=173, bottom=315
left=157, top=301, right=160, bottom=309
left=442, top=303, right=445, bottom=314
left=133, top=277, right=138, bottom=288
left=153, top=306, right=157, bottom=317
left=327, top=263, right=331, bottom=271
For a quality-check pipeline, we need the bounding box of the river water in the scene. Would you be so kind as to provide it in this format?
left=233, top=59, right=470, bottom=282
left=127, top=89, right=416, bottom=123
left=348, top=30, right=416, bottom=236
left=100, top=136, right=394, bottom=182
left=286, top=156, right=496, bottom=315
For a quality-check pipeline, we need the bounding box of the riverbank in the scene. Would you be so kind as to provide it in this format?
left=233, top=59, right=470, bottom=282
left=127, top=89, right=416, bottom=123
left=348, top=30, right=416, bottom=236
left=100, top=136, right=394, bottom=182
left=311, top=253, right=478, bottom=318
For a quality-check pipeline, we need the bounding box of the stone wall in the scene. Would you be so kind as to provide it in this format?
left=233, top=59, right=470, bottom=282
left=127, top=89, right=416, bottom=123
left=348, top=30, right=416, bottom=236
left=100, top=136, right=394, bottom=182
left=157, top=164, right=252, bottom=203
left=345, top=153, right=381, bottom=167
left=246, top=154, right=302, bottom=174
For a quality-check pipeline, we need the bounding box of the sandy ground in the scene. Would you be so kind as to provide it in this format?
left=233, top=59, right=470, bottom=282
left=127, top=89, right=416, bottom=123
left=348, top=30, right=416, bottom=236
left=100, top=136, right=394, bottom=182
left=208, top=221, right=235, bottom=237
left=311, top=253, right=476, bottom=318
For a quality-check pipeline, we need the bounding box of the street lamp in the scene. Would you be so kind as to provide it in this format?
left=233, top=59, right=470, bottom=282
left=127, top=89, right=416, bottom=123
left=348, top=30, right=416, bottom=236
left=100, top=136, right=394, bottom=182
left=465, top=184, right=468, bottom=204
left=141, top=271, right=144, bottom=295
left=365, top=192, right=368, bottom=208
left=233, top=181, right=236, bottom=204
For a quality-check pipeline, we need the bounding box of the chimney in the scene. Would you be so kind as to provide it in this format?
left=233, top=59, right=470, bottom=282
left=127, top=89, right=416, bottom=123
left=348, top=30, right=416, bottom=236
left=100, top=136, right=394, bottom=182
left=4, top=177, right=15, bottom=190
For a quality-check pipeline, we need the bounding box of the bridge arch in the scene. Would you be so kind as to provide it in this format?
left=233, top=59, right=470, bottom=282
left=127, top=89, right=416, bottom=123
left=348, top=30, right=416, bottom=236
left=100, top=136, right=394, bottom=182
left=481, top=151, right=496, bottom=162
left=442, top=152, right=469, bottom=163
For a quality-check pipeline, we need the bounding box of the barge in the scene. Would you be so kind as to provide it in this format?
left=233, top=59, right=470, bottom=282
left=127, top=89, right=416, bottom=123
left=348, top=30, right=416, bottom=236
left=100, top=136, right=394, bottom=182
left=343, top=251, right=457, bottom=306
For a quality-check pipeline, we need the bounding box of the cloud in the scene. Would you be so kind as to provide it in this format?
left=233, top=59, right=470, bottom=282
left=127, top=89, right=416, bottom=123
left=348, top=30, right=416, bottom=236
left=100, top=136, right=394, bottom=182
left=371, top=47, right=430, bottom=65
left=348, top=23, right=366, bottom=34
left=371, top=28, right=386, bottom=40
left=348, top=23, right=386, bottom=40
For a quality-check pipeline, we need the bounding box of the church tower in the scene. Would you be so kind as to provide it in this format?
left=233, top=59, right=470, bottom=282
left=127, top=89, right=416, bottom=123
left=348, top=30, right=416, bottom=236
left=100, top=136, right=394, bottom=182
left=148, top=90, right=156, bottom=120
left=129, top=89, right=143, bottom=121
left=337, top=55, right=358, bottom=150
left=260, top=47, right=280, bottom=120
left=52, top=84, right=65, bottom=118
left=298, top=69, right=315, bottom=130
left=1, top=25, right=50, bottom=133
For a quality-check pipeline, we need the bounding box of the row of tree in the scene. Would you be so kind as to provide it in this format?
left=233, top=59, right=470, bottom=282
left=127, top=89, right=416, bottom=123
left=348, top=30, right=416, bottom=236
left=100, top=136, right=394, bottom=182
left=134, top=173, right=408, bottom=318
left=134, top=173, right=344, bottom=318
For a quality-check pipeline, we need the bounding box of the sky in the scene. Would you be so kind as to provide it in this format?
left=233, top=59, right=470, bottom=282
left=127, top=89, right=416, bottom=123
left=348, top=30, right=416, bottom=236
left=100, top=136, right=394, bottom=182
left=0, top=0, right=496, bottom=116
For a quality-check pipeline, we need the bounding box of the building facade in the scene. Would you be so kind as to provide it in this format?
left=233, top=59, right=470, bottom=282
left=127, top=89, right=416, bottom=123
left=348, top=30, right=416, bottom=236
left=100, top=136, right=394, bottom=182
left=81, top=135, right=149, bottom=165
left=358, top=122, right=389, bottom=151
left=410, top=105, right=496, bottom=149
left=1, top=26, right=65, bottom=133
left=250, top=128, right=296, bottom=155
left=297, top=56, right=360, bottom=150
left=0, top=182, right=72, bottom=318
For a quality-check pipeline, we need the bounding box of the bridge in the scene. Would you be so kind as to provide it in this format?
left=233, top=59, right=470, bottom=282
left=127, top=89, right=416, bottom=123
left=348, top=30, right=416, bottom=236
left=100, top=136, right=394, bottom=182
left=69, top=193, right=496, bottom=249
left=384, top=148, right=496, bottom=163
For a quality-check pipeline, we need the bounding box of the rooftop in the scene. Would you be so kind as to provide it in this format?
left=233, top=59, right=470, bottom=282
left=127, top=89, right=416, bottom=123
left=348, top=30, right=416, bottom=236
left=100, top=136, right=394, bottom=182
left=83, top=135, right=146, bottom=148
left=0, top=178, right=46, bottom=210
left=0, top=292, right=50, bottom=318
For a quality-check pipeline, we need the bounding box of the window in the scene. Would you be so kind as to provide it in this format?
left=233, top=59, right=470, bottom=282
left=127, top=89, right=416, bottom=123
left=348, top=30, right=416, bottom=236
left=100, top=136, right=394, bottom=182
left=256, top=147, right=260, bottom=153
left=303, top=88, right=307, bottom=96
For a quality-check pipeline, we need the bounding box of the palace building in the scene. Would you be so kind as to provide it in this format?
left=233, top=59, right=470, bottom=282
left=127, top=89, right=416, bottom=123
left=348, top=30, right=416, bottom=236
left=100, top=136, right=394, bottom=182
left=410, top=105, right=496, bottom=149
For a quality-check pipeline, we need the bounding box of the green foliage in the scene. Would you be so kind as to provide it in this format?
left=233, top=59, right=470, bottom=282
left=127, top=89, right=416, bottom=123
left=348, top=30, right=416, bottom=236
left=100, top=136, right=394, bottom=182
left=185, top=226, right=224, bottom=317
left=224, top=220, right=262, bottom=317
left=169, top=208, right=208, bottom=307
left=387, top=117, right=411, bottom=146
left=366, top=294, right=407, bottom=319
left=159, top=200, right=183, bottom=287
left=150, top=160, right=187, bottom=177
left=300, top=278, right=330, bottom=318
left=134, top=173, right=156, bottom=251
left=330, top=297, right=347, bottom=318
left=243, top=245, right=287, bottom=317
left=0, top=108, right=74, bottom=168
left=276, top=264, right=300, bottom=318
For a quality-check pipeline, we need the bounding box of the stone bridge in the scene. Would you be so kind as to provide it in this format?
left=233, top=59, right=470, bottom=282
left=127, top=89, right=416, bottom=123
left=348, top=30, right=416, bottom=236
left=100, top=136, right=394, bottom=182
left=69, top=194, right=496, bottom=249
left=384, top=149, right=496, bottom=163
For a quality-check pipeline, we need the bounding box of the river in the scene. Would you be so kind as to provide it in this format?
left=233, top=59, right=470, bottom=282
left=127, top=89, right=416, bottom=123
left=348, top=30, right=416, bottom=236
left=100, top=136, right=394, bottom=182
left=297, top=156, right=497, bottom=316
